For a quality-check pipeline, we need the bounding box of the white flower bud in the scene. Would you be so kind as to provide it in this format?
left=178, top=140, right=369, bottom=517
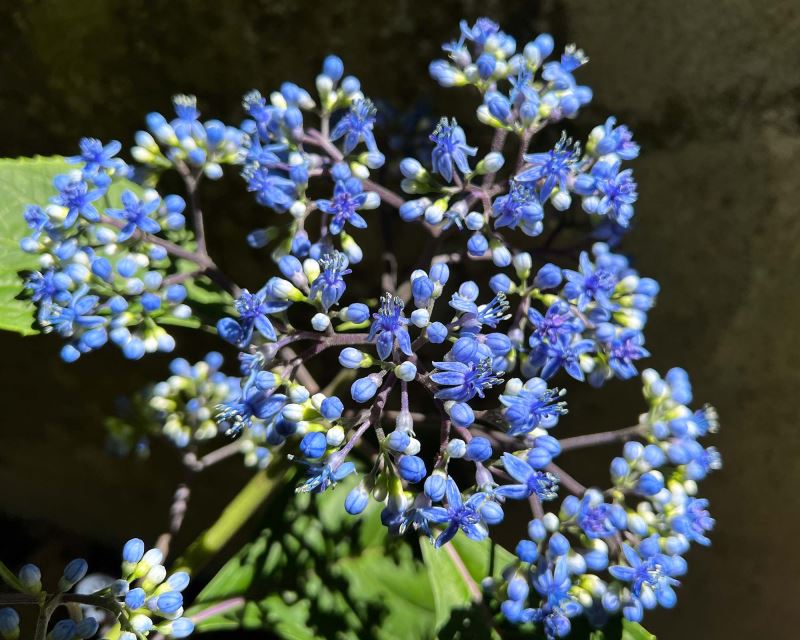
left=542, top=513, right=560, bottom=532
left=311, top=313, right=330, bottom=331
left=404, top=438, right=421, bottom=456
left=326, top=425, right=345, bottom=447
left=447, top=439, right=467, bottom=458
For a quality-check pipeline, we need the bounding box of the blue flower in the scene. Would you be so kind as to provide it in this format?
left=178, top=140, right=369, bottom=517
left=309, top=252, right=351, bottom=311
left=171, top=94, right=204, bottom=139
left=23, top=204, right=51, bottom=236
left=67, top=137, right=126, bottom=179
left=243, top=135, right=284, bottom=166
left=218, top=287, right=291, bottom=347
left=429, top=118, right=477, bottom=183
left=296, top=460, right=356, bottom=493
left=530, top=558, right=582, bottom=638
left=563, top=251, right=619, bottom=311
left=595, top=163, right=638, bottom=227
left=509, top=70, right=540, bottom=110
left=316, top=174, right=373, bottom=235
left=368, top=294, right=412, bottom=360
left=330, top=98, right=378, bottom=155
left=499, top=378, right=567, bottom=436
left=516, top=133, right=581, bottom=202
left=609, top=543, right=681, bottom=618
left=541, top=336, right=594, bottom=381
left=40, top=286, right=104, bottom=337
left=542, top=44, right=589, bottom=89
left=242, top=89, right=283, bottom=141
left=244, top=166, right=296, bottom=211
left=431, top=357, right=502, bottom=402
left=606, top=329, right=650, bottom=379
left=107, top=190, right=161, bottom=241
left=527, top=302, right=584, bottom=364
left=492, top=181, right=544, bottom=236
left=216, top=388, right=286, bottom=433
left=495, top=453, right=559, bottom=501
left=596, top=117, right=640, bottom=160
left=449, top=288, right=510, bottom=332
left=419, top=479, right=491, bottom=547
left=459, top=17, right=500, bottom=47
left=50, top=174, right=104, bottom=227
left=671, top=498, right=715, bottom=546
left=24, top=270, right=70, bottom=305
left=576, top=495, right=626, bottom=539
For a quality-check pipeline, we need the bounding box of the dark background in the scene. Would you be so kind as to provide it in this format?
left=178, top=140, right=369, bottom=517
left=0, top=1, right=798, bottom=638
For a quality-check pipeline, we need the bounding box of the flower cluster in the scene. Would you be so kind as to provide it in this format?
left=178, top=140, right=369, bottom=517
left=0, top=539, right=192, bottom=639
left=106, top=352, right=275, bottom=468
left=495, top=242, right=659, bottom=387
left=401, top=18, right=639, bottom=266
left=237, top=56, right=382, bottom=263
left=16, top=15, right=719, bottom=638
left=495, top=368, right=719, bottom=635
left=20, top=158, right=194, bottom=361
left=132, top=94, right=245, bottom=180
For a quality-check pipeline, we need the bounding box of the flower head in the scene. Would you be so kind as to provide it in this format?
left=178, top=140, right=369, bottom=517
left=107, top=190, right=161, bottom=241
left=316, top=173, right=372, bottom=235
left=610, top=543, right=681, bottom=617
left=431, top=357, right=503, bottom=402
left=517, top=133, right=582, bottom=202
left=496, top=453, right=560, bottom=501
left=429, top=117, right=477, bottom=183
left=420, top=479, right=493, bottom=547
left=67, top=137, right=126, bottom=179
left=309, top=251, right=351, bottom=311
left=330, top=98, right=378, bottom=154
left=50, top=174, right=104, bottom=227
left=492, top=181, right=544, bottom=236
left=563, top=251, right=618, bottom=311
left=500, top=378, right=567, bottom=435
left=368, top=293, right=412, bottom=360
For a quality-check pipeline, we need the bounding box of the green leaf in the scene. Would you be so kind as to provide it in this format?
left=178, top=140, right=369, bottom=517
left=0, top=156, right=67, bottom=335
left=419, top=539, right=474, bottom=631
left=174, top=258, right=234, bottom=322
left=188, top=479, right=437, bottom=640
left=451, top=534, right=517, bottom=582
left=419, top=536, right=509, bottom=640
left=0, top=155, right=147, bottom=336
left=622, top=620, right=657, bottom=640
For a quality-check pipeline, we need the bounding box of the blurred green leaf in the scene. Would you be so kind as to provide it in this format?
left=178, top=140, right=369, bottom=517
left=0, top=156, right=68, bottom=335
left=622, top=620, right=656, bottom=640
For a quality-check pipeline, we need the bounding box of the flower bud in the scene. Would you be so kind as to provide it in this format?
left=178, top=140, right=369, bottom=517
left=394, top=361, right=417, bottom=382
left=18, top=564, right=41, bottom=593
left=397, top=455, right=426, bottom=483
left=424, top=472, right=447, bottom=501
left=345, top=482, right=370, bottom=515
left=311, top=313, right=330, bottom=331
left=59, top=559, right=88, bottom=591
left=300, top=431, right=327, bottom=459
left=351, top=374, right=381, bottom=403
left=447, top=439, right=467, bottom=458
left=475, top=151, right=504, bottom=174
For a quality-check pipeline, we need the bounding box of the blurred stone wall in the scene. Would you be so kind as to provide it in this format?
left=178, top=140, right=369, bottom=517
left=0, top=1, right=798, bottom=638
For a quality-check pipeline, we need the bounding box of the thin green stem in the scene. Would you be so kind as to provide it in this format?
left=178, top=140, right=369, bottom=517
left=173, top=458, right=294, bottom=575
left=0, top=562, right=24, bottom=592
